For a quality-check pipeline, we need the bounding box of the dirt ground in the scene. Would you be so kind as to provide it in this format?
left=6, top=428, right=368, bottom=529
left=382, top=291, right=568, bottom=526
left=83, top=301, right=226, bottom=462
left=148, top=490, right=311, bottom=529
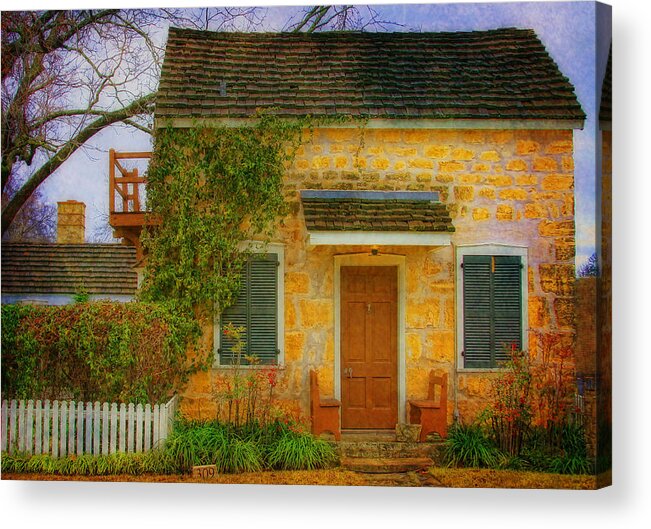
left=1, top=467, right=607, bottom=489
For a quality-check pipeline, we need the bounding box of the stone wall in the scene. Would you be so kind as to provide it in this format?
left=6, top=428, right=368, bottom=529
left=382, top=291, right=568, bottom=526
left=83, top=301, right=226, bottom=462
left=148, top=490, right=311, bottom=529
left=181, top=127, right=576, bottom=425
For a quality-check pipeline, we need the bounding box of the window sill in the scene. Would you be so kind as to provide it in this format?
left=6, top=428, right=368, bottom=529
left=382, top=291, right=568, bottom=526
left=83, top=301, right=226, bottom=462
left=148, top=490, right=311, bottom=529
left=211, top=363, right=285, bottom=371
left=457, top=368, right=507, bottom=374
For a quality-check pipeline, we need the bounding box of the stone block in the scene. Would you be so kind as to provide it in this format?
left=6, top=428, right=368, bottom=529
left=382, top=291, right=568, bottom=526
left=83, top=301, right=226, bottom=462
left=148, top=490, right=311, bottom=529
left=451, top=148, right=475, bottom=160
left=542, top=175, right=574, bottom=191
left=436, top=173, right=455, bottom=183
left=498, top=188, right=528, bottom=201
left=539, top=264, right=575, bottom=296
left=409, top=158, right=434, bottom=169
left=524, top=203, right=548, bottom=219
left=528, top=296, right=550, bottom=328
left=454, top=185, right=474, bottom=201
left=299, top=299, right=333, bottom=328
left=388, top=146, right=418, bottom=157
left=324, top=128, right=358, bottom=142
left=546, top=140, right=573, bottom=154
left=496, top=204, right=514, bottom=220
left=472, top=163, right=490, bottom=172
left=538, top=220, right=574, bottom=237
left=404, top=130, right=431, bottom=144
left=478, top=188, right=496, bottom=200
left=554, top=297, right=575, bottom=328
left=394, top=160, right=407, bottom=171
left=376, top=130, right=402, bottom=143
left=284, top=331, right=305, bottom=362
left=472, top=207, right=490, bottom=221
left=426, top=331, right=455, bottom=361
left=506, top=159, right=528, bottom=171
left=296, top=159, right=309, bottom=170
left=406, top=333, right=423, bottom=361
left=485, top=175, right=512, bottom=186
left=480, top=150, right=501, bottom=162
left=533, top=157, right=558, bottom=172
left=396, top=423, right=422, bottom=442
left=516, top=174, right=538, bottom=186
left=407, top=299, right=441, bottom=329
left=460, top=174, right=482, bottom=184
left=561, top=156, right=574, bottom=172
left=286, top=272, right=310, bottom=294
left=353, top=156, right=367, bottom=169
left=439, top=161, right=465, bottom=172
left=555, top=238, right=575, bottom=261
left=488, top=130, right=514, bottom=144
left=334, top=156, right=348, bottom=169
left=187, top=370, right=212, bottom=395
left=367, top=145, right=384, bottom=156
left=372, top=157, right=390, bottom=170
left=460, top=130, right=485, bottom=143
left=285, top=301, right=297, bottom=328
left=423, top=145, right=450, bottom=158
left=311, top=156, right=331, bottom=169
left=516, top=140, right=541, bottom=155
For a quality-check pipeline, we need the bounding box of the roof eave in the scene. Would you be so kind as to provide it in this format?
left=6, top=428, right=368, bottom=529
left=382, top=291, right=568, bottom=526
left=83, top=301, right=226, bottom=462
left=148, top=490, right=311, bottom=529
left=155, top=116, right=585, bottom=131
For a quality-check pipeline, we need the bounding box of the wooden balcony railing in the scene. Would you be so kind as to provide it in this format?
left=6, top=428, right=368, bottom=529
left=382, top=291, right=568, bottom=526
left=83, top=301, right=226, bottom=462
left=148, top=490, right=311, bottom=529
left=109, top=149, right=152, bottom=227
left=109, top=150, right=157, bottom=258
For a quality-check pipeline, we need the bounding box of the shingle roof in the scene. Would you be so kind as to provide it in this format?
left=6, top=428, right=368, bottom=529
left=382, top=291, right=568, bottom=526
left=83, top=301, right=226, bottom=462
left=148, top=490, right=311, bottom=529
left=156, top=27, right=585, bottom=122
left=599, top=47, right=612, bottom=124
left=1, top=243, right=137, bottom=296
left=300, top=191, right=454, bottom=232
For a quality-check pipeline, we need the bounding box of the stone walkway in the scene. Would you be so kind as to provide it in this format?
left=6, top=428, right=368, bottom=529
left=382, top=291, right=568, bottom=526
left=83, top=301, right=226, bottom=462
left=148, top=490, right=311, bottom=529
left=360, top=469, right=447, bottom=487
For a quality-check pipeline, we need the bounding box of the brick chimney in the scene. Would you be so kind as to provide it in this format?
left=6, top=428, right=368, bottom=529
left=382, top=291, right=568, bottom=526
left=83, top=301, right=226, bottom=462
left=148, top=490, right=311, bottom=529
left=57, top=200, right=86, bottom=244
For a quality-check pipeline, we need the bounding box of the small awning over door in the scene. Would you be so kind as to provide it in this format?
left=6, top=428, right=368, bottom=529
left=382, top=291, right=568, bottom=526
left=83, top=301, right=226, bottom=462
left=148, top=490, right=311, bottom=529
left=300, top=190, right=454, bottom=246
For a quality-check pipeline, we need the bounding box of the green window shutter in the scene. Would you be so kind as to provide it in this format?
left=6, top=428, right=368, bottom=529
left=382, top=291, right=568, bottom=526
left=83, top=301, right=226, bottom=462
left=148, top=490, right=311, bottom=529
left=219, top=253, right=278, bottom=365
left=463, top=254, right=522, bottom=368
left=463, top=255, right=493, bottom=368
left=492, top=255, right=523, bottom=364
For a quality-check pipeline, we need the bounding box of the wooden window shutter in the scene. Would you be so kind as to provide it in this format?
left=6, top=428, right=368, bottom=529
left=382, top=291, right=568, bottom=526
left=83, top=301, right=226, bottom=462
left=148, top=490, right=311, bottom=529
left=463, top=254, right=522, bottom=368
left=220, top=253, right=278, bottom=365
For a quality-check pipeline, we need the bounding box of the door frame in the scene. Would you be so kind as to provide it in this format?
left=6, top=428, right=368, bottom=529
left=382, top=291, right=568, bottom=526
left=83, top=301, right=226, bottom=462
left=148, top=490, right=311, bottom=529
left=334, top=253, right=406, bottom=425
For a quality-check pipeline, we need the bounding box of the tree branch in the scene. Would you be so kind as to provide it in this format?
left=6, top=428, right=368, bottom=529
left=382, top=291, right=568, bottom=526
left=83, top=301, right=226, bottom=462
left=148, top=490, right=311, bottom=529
left=1, top=93, right=155, bottom=234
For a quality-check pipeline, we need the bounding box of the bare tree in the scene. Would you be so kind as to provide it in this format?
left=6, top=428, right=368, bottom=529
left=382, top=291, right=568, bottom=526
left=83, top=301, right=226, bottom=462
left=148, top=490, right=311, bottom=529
left=1, top=10, right=163, bottom=235
left=286, top=5, right=405, bottom=32
left=1, top=7, right=400, bottom=237
left=1, top=178, right=56, bottom=242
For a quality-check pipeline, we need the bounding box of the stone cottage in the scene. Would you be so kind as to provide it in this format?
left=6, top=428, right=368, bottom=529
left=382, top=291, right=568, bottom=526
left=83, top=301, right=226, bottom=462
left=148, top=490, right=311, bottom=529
left=120, top=27, right=585, bottom=428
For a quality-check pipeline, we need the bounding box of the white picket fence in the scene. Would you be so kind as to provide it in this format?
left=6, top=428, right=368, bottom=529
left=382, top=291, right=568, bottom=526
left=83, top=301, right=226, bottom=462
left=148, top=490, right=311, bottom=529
left=0, top=396, right=178, bottom=457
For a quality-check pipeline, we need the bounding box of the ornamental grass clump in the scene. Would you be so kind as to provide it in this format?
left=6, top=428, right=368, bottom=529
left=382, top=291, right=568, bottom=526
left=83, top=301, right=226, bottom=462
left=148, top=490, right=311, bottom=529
left=443, top=423, right=502, bottom=469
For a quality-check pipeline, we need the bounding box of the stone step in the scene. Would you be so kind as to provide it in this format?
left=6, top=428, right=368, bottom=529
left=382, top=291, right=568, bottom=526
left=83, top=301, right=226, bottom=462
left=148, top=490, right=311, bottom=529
left=341, top=457, right=434, bottom=474
left=333, top=440, right=444, bottom=462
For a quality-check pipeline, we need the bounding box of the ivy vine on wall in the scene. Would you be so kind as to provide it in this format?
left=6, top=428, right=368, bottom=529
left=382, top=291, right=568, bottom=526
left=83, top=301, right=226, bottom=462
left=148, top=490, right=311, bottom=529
left=140, top=114, right=310, bottom=317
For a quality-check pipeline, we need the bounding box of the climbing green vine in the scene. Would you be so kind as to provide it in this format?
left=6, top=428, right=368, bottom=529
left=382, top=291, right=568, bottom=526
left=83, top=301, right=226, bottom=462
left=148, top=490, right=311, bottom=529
left=140, top=114, right=309, bottom=315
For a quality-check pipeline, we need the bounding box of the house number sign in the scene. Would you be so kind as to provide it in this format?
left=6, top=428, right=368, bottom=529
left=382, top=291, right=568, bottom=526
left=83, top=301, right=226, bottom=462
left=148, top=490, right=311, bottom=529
left=192, top=465, right=218, bottom=479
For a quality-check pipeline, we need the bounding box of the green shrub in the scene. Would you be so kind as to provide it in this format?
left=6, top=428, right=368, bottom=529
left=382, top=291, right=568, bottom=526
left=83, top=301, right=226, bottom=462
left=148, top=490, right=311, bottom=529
left=1, top=450, right=181, bottom=476
left=1, top=302, right=202, bottom=403
left=444, top=423, right=502, bottom=468
left=267, top=430, right=336, bottom=470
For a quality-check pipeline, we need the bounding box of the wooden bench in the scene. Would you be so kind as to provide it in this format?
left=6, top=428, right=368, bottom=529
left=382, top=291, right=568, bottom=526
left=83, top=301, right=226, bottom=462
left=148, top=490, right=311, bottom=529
left=310, top=370, right=341, bottom=441
left=409, top=371, right=448, bottom=442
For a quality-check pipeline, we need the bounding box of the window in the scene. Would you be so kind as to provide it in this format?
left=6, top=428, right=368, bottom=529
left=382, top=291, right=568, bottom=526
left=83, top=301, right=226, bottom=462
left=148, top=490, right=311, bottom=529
left=457, top=246, right=527, bottom=369
left=216, top=245, right=284, bottom=366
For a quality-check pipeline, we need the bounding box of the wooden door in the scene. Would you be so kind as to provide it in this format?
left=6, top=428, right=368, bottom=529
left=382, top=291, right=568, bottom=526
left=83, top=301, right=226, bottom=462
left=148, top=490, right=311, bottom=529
left=341, top=266, right=398, bottom=429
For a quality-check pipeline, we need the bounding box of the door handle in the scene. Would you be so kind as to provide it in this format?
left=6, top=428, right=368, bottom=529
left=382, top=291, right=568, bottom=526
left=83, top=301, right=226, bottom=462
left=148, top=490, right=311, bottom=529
left=343, top=367, right=353, bottom=378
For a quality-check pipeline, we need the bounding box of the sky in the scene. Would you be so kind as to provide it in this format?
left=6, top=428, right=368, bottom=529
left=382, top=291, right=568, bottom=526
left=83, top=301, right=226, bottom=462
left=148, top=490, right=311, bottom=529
left=31, top=1, right=611, bottom=267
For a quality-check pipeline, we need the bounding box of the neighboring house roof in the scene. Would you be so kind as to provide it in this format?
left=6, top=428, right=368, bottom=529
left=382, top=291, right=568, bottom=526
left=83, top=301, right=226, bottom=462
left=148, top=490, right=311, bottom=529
left=300, top=191, right=454, bottom=232
left=1, top=243, right=137, bottom=296
left=157, top=27, right=585, bottom=123
left=599, top=47, right=612, bottom=124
